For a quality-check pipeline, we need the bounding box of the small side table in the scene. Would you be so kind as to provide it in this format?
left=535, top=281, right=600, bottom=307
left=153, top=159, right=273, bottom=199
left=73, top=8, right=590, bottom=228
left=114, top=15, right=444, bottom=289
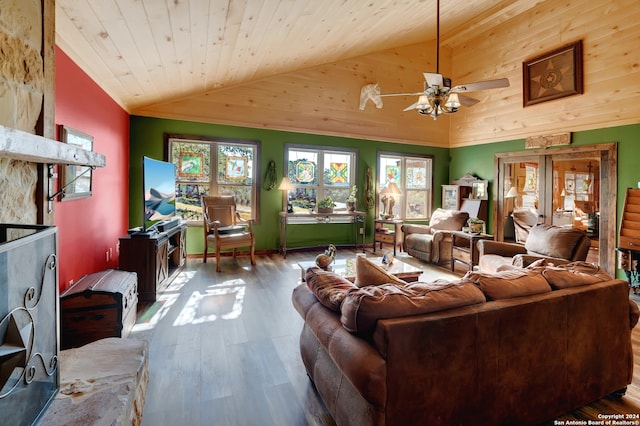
left=451, top=231, right=493, bottom=272
left=374, top=219, right=403, bottom=256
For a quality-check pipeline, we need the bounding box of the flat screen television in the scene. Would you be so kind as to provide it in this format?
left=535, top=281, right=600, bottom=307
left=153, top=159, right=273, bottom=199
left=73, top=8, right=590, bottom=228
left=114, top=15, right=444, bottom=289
left=143, top=156, right=177, bottom=232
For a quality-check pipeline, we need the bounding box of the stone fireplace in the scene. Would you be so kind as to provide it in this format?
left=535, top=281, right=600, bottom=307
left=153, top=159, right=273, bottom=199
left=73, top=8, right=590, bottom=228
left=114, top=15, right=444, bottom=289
left=0, top=224, right=58, bottom=425
left=0, top=2, right=106, bottom=423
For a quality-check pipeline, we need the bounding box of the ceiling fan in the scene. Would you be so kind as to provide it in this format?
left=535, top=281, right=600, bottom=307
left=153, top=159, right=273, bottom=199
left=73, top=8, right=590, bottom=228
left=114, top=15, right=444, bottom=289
left=359, top=0, right=509, bottom=120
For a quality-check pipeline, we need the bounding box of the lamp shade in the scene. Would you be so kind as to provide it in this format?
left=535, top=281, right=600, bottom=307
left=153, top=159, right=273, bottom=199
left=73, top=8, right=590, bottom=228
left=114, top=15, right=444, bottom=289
left=278, top=177, right=294, bottom=191
left=382, top=181, right=402, bottom=195
left=505, top=186, right=518, bottom=199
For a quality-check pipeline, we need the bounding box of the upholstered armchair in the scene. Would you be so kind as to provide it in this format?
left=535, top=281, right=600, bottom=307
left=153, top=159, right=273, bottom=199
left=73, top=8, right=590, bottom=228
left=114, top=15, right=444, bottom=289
left=402, top=208, right=470, bottom=265
left=477, top=223, right=591, bottom=273
left=202, top=195, right=256, bottom=272
left=511, top=207, right=539, bottom=243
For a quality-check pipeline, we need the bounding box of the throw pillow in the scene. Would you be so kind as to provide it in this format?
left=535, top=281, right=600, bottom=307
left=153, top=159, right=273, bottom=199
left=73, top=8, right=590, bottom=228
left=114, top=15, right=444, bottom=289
left=354, top=255, right=408, bottom=288
left=462, top=269, right=551, bottom=300
left=340, top=280, right=486, bottom=334
left=532, top=261, right=614, bottom=289
left=525, top=224, right=586, bottom=259
left=305, top=267, right=357, bottom=311
left=429, top=208, right=469, bottom=231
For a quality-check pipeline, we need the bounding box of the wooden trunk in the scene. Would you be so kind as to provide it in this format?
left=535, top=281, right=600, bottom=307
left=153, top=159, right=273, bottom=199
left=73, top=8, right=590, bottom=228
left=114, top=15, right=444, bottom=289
left=60, top=269, right=138, bottom=349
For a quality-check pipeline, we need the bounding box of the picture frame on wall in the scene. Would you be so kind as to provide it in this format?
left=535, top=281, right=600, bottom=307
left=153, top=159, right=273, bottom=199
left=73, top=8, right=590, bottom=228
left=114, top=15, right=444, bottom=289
left=59, top=125, right=93, bottom=201
left=523, top=40, right=583, bottom=107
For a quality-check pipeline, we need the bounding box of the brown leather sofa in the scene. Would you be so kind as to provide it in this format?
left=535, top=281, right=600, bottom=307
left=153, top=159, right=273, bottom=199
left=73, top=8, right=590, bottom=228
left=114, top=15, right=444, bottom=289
left=292, top=263, right=637, bottom=426
left=402, top=208, right=469, bottom=265
left=478, top=223, right=591, bottom=273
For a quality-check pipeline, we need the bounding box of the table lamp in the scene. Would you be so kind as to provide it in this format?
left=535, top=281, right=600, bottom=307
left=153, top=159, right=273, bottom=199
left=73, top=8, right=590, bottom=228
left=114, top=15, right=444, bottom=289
left=505, top=186, right=518, bottom=211
left=278, top=177, right=294, bottom=213
left=380, top=182, right=402, bottom=219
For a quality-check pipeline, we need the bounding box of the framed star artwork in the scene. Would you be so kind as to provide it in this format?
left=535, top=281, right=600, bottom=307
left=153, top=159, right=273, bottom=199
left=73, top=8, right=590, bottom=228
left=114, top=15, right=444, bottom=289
left=523, top=40, right=583, bottom=107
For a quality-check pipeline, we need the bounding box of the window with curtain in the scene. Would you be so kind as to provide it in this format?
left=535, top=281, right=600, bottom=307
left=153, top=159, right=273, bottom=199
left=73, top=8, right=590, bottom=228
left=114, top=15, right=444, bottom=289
left=377, top=152, right=433, bottom=220
left=166, top=135, right=260, bottom=224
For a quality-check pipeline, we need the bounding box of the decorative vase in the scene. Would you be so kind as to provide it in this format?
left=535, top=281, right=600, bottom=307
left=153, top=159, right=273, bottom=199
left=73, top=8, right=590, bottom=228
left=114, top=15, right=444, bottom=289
left=317, top=207, right=333, bottom=214
left=315, top=244, right=337, bottom=268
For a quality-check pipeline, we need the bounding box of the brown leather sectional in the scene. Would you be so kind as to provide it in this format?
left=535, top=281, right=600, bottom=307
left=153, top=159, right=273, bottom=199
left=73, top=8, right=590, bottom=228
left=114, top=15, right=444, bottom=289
left=292, top=266, right=638, bottom=425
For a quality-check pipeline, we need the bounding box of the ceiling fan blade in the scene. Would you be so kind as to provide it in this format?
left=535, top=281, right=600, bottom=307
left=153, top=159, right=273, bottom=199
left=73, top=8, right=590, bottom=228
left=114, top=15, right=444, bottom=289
left=451, top=78, right=510, bottom=93
left=378, top=91, right=424, bottom=98
left=423, top=73, right=443, bottom=88
left=403, top=101, right=420, bottom=112
left=458, top=95, right=480, bottom=107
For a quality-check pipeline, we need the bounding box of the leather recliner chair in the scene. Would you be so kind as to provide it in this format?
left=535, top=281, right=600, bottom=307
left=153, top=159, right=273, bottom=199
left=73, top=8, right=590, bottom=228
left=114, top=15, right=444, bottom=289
left=402, top=208, right=470, bottom=265
left=478, top=223, right=591, bottom=273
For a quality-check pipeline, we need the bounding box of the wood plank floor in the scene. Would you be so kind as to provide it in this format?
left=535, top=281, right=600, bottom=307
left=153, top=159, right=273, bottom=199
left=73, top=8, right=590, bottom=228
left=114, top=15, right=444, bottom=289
left=131, top=249, right=640, bottom=425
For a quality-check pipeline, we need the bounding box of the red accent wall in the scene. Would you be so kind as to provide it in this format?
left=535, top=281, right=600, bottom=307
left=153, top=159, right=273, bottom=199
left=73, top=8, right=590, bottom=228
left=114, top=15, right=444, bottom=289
left=55, top=46, right=130, bottom=292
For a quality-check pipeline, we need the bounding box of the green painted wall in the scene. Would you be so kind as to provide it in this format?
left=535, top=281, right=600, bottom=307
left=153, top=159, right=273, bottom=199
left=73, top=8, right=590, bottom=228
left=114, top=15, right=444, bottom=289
left=129, top=116, right=450, bottom=255
left=450, top=123, right=640, bottom=279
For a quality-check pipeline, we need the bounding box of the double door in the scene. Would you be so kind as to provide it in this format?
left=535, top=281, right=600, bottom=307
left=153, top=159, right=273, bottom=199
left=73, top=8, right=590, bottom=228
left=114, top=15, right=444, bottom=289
left=494, top=143, right=616, bottom=273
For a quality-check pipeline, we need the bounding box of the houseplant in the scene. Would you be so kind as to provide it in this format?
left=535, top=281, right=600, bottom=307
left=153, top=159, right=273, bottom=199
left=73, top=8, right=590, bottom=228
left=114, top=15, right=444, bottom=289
left=317, top=196, right=336, bottom=213
left=467, top=217, right=485, bottom=234
left=346, top=186, right=358, bottom=211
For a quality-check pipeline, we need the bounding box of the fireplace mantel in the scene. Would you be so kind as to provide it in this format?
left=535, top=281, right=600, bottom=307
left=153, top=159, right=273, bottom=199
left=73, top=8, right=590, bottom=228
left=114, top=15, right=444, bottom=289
left=0, top=125, right=105, bottom=167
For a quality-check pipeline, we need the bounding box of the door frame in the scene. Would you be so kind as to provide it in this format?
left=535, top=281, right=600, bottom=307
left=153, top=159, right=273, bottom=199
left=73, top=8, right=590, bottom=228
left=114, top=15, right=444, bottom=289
left=493, top=143, right=617, bottom=274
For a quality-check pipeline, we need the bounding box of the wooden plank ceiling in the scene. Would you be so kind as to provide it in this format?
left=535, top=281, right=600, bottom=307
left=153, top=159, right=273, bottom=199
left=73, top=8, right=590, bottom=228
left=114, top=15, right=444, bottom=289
left=54, top=0, right=544, bottom=146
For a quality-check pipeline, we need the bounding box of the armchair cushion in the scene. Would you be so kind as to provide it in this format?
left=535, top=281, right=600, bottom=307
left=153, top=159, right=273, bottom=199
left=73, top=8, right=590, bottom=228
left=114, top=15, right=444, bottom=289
left=429, top=208, right=471, bottom=231
left=512, top=254, right=572, bottom=268
left=215, top=225, right=247, bottom=235
left=524, top=224, right=589, bottom=260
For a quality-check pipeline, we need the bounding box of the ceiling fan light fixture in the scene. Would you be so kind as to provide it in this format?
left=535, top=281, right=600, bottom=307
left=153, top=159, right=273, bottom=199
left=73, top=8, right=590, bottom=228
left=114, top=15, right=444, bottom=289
left=359, top=0, right=509, bottom=119
left=444, top=93, right=461, bottom=109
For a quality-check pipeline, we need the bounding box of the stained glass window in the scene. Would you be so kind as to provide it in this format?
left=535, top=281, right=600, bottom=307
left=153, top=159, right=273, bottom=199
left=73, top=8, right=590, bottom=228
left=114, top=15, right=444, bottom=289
left=168, top=136, right=259, bottom=223
left=378, top=153, right=433, bottom=220
left=285, top=146, right=356, bottom=213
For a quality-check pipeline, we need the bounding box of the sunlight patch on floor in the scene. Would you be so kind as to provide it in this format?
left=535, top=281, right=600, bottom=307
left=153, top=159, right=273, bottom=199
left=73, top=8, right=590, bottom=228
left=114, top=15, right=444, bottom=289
left=164, top=270, right=197, bottom=292
left=132, top=293, right=180, bottom=332
left=172, top=279, right=246, bottom=326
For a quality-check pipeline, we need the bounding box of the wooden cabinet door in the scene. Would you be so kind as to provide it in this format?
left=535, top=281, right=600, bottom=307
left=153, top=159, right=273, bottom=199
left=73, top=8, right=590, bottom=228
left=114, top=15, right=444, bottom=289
left=155, top=238, right=169, bottom=287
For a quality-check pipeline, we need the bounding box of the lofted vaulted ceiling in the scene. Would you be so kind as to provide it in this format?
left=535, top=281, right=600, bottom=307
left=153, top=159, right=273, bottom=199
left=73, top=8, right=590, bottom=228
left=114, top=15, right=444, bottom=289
left=55, top=0, right=544, bottom=145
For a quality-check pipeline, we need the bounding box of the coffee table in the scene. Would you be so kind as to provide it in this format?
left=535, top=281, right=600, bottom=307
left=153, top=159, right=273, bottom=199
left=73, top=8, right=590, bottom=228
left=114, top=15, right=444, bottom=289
left=298, top=257, right=422, bottom=283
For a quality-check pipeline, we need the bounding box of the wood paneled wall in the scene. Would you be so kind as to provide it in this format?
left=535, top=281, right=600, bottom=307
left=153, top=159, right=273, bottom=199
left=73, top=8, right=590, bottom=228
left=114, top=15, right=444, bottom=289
left=134, top=0, right=639, bottom=148
left=449, top=0, right=640, bottom=147
left=133, top=42, right=452, bottom=147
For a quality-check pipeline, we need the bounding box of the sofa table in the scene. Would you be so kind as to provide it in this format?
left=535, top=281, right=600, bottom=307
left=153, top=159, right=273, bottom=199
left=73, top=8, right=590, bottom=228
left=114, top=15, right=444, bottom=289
left=278, top=211, right=366, bottom=258
left=451, top=231, right=493, bottom=272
